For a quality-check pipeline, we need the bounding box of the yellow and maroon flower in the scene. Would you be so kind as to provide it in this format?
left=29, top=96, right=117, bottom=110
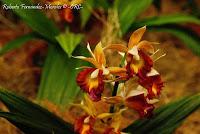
left=125, top=94, right=154, bottom=117
left=75, top=42, right=126, bottom=101
left=73, top=94, right=123, bottom=134
left=104, top=26, right=164, bottom=102
left=76, top=68, right=104, bottom=101
left=126, top=50, right=153, bottom=77
left=104, top=26, right=156, bottom=78
left=103, top=84, right=158, bottom=117
left=139, top=68, right=164, bottom=99
left=74, top=115, right=95, bottom=134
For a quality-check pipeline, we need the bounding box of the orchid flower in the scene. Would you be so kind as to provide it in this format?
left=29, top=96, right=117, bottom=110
left=104, top=26, right=157, bottom=76
left=75, top=42, right=126, bottom=101
left=73, top=26, right=165, bottom=133
left=74, top=94, right=126, bottom=134
left=104, top=26, right=164, bottom=101
left=103, top=83, right=159, bottom=117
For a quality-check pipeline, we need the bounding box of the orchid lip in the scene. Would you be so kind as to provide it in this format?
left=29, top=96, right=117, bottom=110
left=128, top=46, right=140, bottom=60
left=90, top=69, right=99, bottom=79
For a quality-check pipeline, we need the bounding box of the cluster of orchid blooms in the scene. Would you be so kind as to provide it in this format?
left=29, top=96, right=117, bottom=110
left=73, top=26, right=164, bottom=134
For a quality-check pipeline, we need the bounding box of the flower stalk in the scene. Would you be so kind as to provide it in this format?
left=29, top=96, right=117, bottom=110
left=110, top=80, right=119, bottom=113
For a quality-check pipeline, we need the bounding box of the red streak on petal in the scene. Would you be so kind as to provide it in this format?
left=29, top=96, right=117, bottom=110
left=139, top=75, right=164, bottom=98
left=126, top=50, right=153, bottom=78
left=126, top=94, right=154, bottom=117
left=76, top=68, right=104, bottom=101
left=74, top=116, right=95, bottom=134
left=137, top=50, right=153, bottom=77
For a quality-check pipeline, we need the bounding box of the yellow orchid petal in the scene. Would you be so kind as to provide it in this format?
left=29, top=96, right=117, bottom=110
left=102, top=96, right=123, bottom=104
left=146, top=98, right=159, bottom=104
left=88, top=77, right=100, bottom=92
left=71, top=103, right=92, bottom=116
left=81, top=125, right=91, bottom=134
left=129, top=57, right=144, bottom=74
left=72, top=56, right=100, bottom=68
left=87, top=43, right=95, bottom=59
left=96, top=113, right=113, bottom=119
left=128, top=26, right=146, bottom=49
left=107, top=67, right=127, bottom=74
left=137, top=40, right=156, bottom=54
left=84, top=94, right=97, bottom=116
left=94, top=42, right=106, bottom=66
left=111, top=108, right=127, bottom=132
left=104, top=44, right=128, bottom=52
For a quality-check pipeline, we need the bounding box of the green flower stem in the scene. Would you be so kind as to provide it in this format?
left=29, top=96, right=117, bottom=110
left=109, top=80, right=119, bottom=113
left=120, top=54, right=126, bottom=67
left=109, top=55, right=125, bottom=113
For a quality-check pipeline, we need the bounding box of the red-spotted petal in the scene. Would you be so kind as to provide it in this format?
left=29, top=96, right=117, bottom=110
left=126, top=50, right=153, bottom=77
left=76, top=68, right=104, bottom=101
left=139, top=75, right=163, bottom=99
left=125, top=94, right=154, bottom=117
left=74, top=116, right=95, bottom=134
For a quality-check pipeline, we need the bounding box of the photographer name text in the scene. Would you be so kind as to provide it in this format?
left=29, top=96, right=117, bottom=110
left=2, top=3, right=82, bottom=10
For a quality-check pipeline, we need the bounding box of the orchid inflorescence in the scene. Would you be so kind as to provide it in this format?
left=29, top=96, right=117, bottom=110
left=73, top=26, right=164, bottom=134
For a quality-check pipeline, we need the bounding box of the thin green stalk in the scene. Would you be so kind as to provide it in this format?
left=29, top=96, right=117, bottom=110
left=109, top=54, right=126, bottom=113
left=109, top=80, right=119, bottom=113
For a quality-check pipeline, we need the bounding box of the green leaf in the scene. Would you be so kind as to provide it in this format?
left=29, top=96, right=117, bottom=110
left=0, top=112, right=61, bottom=134
left=95, top=0, right=110, bottom=9
left=37, top=45, right=89, bottom=106
left=150, top=25, right=200, bottom=56
left=132, top=14, right=200, bottom=28
left=80, top=0, right=94, bottom=28
left=0, top=33, right=38, bottom=55
left=1, top=0, right=59, bottom=43
left=115, top=0, right=153, bottom=34
left=123, top=93, right=200, bottom=134
left=56, top=30, right=83, bottom=57
left=0, top=89, right=74, bottom=134
left=80, top=0, right=109, bottom=28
